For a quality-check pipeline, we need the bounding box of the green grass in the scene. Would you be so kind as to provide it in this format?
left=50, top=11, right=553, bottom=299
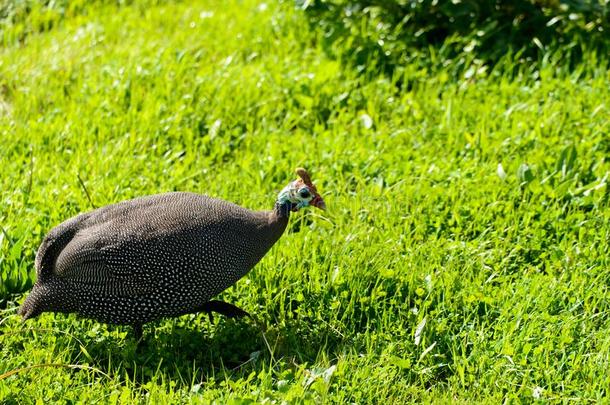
left=1, top=0, right=609, bottom=402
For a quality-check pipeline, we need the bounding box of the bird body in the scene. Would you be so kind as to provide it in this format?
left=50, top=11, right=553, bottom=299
left=19, top=169, right=324, bottom=333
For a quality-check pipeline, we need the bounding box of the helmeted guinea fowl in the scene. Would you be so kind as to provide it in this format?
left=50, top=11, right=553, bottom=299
left=19, top=168, right=325, bottom=337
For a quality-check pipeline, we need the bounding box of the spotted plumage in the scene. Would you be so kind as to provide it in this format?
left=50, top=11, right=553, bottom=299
left=19, top=169, right=325, bottom=335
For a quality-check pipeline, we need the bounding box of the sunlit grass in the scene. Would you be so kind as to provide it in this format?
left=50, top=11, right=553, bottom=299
left=1, top=0, right=609, bottom=402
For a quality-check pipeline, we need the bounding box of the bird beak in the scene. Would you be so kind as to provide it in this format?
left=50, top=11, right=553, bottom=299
left=311, top=195, right=326, bottom=210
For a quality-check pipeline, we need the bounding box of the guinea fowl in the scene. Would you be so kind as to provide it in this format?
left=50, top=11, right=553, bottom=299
left=19, top=168, right=325, bottom=338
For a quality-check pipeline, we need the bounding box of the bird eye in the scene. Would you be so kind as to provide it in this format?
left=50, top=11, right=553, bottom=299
left=298, top=188, right=311, bottom=198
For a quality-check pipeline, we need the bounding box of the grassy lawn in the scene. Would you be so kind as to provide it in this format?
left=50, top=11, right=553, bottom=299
left=1, top=0, right=609, bottom=402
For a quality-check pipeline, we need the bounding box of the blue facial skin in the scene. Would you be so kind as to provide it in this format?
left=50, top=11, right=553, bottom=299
left=277, top=183, right=313, bottom=211
left=295, top=200, right=309, bottom=209
left=296, top=187, right=312, bottom=209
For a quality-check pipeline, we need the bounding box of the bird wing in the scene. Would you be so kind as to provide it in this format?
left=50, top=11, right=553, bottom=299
left=35, top=215, right=84, bottom=283
left=52, top=229, right=161, bottom=297
left=40, top=193, right=189, bottom=296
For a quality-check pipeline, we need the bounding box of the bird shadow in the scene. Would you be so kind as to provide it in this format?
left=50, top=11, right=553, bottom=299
left=1, top=296, right=352, bottom=391
left=63, top=313, right=348, bottom=388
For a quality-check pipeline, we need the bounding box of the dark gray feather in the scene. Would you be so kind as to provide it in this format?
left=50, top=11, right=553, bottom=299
left=19, top=191, right=288, bottom=325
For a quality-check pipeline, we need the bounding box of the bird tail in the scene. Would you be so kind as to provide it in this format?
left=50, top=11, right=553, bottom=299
left=18, top=284, right=45, bottom=321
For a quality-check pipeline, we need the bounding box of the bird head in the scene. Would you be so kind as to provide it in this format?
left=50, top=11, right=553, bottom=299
left=277, top=168, right=325, bottom=212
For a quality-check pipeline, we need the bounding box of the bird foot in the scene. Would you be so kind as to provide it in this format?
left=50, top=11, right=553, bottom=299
left=199, top=300, right=251, bottom=319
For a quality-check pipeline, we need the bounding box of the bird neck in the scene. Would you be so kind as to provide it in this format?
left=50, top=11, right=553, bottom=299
left=273, top=200, right=292, bottom=219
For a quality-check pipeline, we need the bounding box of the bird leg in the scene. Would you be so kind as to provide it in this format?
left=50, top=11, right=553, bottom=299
left=197, top=300, right=251, bottom=321
left=133, top=324, right=143, bottom=340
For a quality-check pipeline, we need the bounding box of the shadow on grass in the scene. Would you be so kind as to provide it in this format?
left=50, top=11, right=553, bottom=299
left=3, top=288, right=462, bottom=390
left=62, top=313, right=349, bottom=388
